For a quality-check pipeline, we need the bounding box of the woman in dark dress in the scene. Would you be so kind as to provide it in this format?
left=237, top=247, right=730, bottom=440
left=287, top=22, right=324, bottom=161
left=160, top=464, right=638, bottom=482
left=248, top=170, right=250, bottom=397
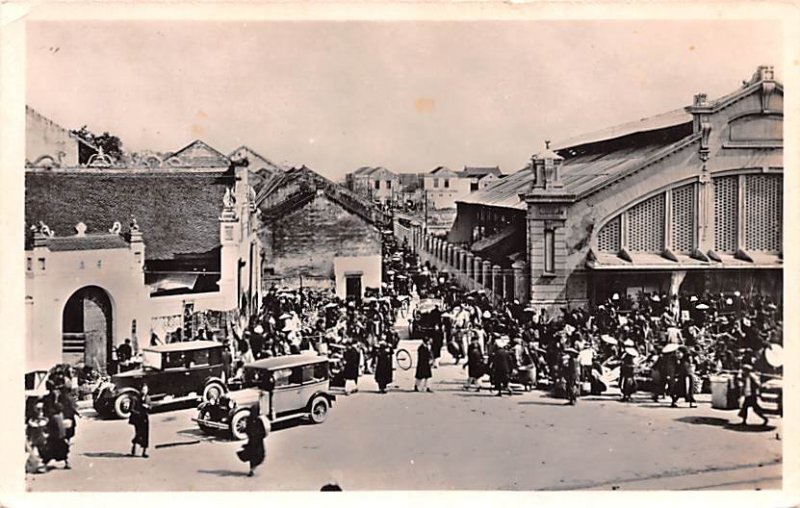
left=490, top=345, right=513, bottom=397
left=45, top=401, right=70, bottom=469
left=343, top=342, right=361, bottom=395
left=415, top=337, right=433, bottom=393
left=463, top=336, right=484, bottom=391
left=373, top=341, right=394, bottom=393
left=619, top=353, right=637, bottom=402
left=431, top=325, right=444, bottom=368
left=129, top=384, right=151, bottom=458
left=241, top=406, right=267, bottom=477
left=58, top=386, right=78, bottom=441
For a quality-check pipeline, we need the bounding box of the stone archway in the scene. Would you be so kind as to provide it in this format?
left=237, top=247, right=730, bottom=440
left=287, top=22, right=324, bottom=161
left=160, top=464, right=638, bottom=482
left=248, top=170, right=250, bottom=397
left=62, top=286, right=113, bottom=373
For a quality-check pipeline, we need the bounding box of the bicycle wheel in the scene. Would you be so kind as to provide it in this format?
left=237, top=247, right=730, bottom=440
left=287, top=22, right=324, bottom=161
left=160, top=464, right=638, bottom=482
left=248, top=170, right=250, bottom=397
left=395, top=349, right=412, bottom=371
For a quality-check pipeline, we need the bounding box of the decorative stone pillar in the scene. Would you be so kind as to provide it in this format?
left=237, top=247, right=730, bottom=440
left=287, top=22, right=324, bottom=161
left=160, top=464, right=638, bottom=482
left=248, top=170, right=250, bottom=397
left=458, top=249, right=466, bottom=274
left=482, top=260, right=492, bottom=289
left=474, top=256, right=484, bottom=286
left=512, top=260, right=528, bottom=302
left=465, top=252, right=474, bottom=280
left=446, top=244, right=455, bottom=267
left=492, top=264, right=502, bottom=297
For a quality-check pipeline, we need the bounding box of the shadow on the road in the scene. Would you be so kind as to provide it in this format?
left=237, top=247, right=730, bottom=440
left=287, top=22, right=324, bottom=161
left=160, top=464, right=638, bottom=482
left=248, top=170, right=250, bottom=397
left=150, top=399, right=199, bottom=414
left=197, top=469, right=250, bottom=478
left=178, top=427, right=220, bottom=440
left=82, top=451, right=136, bottom=459
left=518, top=399, right=572, bottom=406
left=675, top=416, right=776, bottom=432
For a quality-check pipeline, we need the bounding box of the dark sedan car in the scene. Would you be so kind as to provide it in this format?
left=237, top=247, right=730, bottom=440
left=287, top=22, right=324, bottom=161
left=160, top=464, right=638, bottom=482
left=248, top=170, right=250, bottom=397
left=93, top=340, right=228, bottom=419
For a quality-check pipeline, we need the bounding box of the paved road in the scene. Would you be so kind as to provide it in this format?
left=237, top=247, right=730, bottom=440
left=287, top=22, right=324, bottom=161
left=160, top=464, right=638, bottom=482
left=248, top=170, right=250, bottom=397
left=27, top=340, right=782, bottom=491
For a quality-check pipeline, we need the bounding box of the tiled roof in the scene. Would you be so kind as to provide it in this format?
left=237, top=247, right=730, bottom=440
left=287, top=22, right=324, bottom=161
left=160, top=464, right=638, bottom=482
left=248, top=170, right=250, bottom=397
left=26, top=170, right=232, bottom=261
left=428, top=166, right=461, bottom=177
left=256, top=166, right=389, bottom=226
left=351, top=166, right=397, bottom=178
left=44, top=233, right=130, bottom=251
left=229, top=146, right=285, bottom=174
left=462, top=166, right=502, bottom=178
left=164, top=140, right=230, bottom=168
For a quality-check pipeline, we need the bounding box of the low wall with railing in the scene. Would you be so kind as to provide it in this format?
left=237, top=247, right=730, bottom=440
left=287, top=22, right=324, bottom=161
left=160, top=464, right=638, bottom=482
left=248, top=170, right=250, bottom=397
left=398, top=218, right=529, bottom=304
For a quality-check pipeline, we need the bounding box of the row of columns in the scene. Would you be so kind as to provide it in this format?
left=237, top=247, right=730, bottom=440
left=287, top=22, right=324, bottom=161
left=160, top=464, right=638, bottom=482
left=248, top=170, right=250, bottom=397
left=422, top=234, right=529, bottom=302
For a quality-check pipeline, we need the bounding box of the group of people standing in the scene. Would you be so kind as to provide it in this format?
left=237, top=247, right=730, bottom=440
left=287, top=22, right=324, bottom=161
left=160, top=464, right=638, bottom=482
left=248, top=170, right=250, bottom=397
left=25, top=367, right=78, bottom=474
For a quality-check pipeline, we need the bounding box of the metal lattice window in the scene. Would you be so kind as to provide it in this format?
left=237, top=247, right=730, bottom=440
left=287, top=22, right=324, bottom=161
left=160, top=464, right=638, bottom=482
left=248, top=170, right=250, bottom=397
left=597, top=216, right=620, bottom=252
left=628, top=194, right=665, bottom=252
left=671, top=184, right=695, bottom=253
left=714, top=176, right=738, bottom=252
left=745, top=175, right=782, bottom=251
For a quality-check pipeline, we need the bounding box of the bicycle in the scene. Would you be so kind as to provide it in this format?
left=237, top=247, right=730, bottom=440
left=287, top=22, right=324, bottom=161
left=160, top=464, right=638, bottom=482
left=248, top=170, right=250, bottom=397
left=395, top=348, right=412, bottom=371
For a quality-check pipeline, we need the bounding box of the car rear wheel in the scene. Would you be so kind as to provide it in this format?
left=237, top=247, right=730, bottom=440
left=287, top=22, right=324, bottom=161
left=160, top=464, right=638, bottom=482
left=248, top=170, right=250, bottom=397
left=230, top=410, right=250, bottom=441
left=114, top=393, right=134, bottom=419
left=202, top=381, right=225, bottom=402
left=309, top=396, right=330, bottom=424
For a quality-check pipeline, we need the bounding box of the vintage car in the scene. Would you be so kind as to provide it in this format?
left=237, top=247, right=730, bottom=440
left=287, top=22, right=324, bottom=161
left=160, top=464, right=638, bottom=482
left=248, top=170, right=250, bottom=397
left=194, top=355, right=336, bottom=440
left=408, top=298, right=444, bottom=339
left=93, top=340, right=227, bottom=419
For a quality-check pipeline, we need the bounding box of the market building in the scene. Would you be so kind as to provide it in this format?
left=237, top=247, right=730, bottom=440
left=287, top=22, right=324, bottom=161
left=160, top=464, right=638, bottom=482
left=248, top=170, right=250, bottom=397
left=409, top=66, right=783, bottom=310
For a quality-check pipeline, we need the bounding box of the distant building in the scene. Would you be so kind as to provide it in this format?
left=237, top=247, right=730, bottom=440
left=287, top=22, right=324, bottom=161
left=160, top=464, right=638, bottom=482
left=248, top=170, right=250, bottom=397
left=421, top=166, right=472, bottom=210
left=345, top=166, right=400, bottom=203
left=255, top=166, right=388, bottom=299
left=461, top=166, right=503, bottom=191
left=26, top=106, right=98, bottom=168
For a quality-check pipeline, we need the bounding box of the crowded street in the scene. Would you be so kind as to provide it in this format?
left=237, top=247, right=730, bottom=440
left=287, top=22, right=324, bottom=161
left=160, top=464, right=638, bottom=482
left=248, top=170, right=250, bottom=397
left=25, top=234, right=785, bottom=491
left=27, top=333, right=781, bottom=491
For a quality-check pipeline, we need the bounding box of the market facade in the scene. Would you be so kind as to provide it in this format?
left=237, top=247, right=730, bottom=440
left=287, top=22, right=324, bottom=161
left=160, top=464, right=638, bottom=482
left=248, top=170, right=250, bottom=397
left=404, top=66, right=782, bottom=311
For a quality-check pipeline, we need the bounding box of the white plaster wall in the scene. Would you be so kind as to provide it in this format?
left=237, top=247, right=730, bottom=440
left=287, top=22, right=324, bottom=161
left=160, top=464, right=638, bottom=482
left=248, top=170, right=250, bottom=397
left=333, top=255, right=382, bottom=299
left=25, top=244, right=150, bottom=371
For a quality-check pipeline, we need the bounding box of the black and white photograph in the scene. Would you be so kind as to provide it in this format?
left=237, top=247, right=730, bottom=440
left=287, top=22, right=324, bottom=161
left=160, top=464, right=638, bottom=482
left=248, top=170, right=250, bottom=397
left=1, top=5, right=798, bottom=502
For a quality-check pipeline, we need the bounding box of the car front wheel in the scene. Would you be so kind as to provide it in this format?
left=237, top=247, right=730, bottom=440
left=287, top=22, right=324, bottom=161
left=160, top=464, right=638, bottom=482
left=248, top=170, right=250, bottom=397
left=114, top=393, right=134, bottom=419
left=308, top=396, right=330, bottom=424
left=202, top=381, right=225, bottom=402
left=197, top=407, right=214, bottom=435
left=230, top=410, right=250, bottom=441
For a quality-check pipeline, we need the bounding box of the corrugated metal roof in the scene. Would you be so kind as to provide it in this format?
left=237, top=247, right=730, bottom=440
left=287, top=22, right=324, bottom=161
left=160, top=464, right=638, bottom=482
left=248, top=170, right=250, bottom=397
left=457, top=167, right=530, bottom=210
left=551, top=108, right=692, bottom=151
left=459, top=138, right=689, bottom=210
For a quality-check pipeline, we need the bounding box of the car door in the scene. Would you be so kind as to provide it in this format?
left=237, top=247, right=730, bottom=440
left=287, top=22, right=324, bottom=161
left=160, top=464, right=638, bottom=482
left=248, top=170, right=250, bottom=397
left=270, top=367, right=307, bottom=416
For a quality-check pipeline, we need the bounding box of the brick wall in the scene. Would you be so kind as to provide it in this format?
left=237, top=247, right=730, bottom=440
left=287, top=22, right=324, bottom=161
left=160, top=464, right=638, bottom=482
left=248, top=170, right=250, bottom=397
left=263, top=194, right=381, bottom=280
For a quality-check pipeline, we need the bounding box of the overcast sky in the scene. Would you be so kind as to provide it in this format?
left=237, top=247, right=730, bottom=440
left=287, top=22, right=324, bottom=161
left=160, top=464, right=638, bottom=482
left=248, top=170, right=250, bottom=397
left=27, top=21, right=781, bottom=180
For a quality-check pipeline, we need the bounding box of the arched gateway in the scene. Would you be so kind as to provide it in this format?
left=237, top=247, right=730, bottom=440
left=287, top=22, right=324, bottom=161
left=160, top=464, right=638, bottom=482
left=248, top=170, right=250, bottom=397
left=62, top=286, right=114, bottom=371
